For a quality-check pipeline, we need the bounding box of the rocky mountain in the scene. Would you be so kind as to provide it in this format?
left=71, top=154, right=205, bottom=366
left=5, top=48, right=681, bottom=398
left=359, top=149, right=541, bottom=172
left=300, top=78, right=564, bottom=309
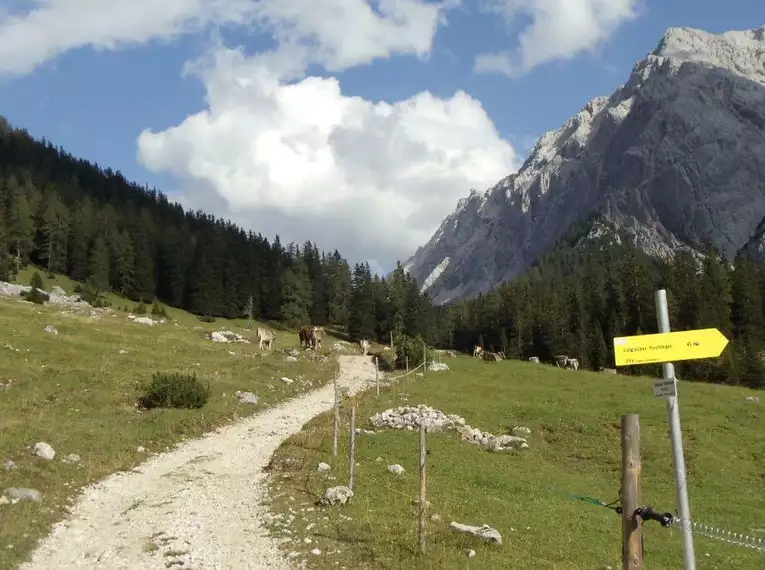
left=403, top=25, right=765, bottom=305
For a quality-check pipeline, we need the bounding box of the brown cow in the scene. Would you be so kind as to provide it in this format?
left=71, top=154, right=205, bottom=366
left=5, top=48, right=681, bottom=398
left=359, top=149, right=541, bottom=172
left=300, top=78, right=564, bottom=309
left=298, top=325, right=313, bottom=349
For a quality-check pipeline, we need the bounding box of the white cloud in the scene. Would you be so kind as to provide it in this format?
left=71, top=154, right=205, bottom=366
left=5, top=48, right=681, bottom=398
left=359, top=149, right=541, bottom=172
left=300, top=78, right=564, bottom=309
left=137, top=45, right=518, bottom=271
left=0, top=0, right=446, bottom=76
left=475, top=0, right=640, bottom=76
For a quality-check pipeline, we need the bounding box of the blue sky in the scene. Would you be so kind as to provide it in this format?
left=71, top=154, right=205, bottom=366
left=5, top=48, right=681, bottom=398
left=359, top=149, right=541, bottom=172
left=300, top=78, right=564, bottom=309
left=0, top=0, right=762, bottom=272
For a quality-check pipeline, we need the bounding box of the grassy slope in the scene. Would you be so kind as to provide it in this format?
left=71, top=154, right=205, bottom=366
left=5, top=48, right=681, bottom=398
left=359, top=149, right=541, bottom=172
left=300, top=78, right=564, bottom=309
left=266, top=356, right=765, bottom=569
left=0, top=269, right=341, bottom=569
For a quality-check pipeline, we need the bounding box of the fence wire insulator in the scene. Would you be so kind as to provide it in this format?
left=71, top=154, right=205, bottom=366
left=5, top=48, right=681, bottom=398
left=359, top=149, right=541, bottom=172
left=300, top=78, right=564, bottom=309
left=670, top=517, right=765, bottom=554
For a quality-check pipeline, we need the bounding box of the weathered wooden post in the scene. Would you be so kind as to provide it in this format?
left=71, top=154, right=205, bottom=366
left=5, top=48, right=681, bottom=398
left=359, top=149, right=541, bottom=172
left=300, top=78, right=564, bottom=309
left=422, top=344, right=427, bottom=376
left=406, top=356, right=409, bottom=376
left=348, top=405, right=357, bottom=491
left=418, top=421, right=427, bottom=554
left=375, top=356, right=379, bottom=396
left=332, top=372, right=340, bottom=456
left=621, top=414, right=643, bottom=570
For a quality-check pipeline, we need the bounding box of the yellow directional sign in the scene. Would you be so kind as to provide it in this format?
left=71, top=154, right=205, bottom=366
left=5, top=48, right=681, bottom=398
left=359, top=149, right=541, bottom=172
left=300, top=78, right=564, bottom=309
left=613, top=328, right=729, bottom=367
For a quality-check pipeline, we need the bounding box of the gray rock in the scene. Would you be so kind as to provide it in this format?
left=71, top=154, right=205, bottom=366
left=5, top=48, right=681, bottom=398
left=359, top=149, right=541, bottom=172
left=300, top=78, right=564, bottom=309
left=44, top=325, right=58, bottom=335
left=450, top=521, right=502, bottom=545
left=34, top=442, right=55, bottom=460
left=235, top=391, right=259, bottom=404
left=317, top=462, right=331, bottom=473
left=320, top=486, right=354, bottom=506
left=402, top=25, right=765, bottom=304
left=62, top=453, right=81, bottom=464
left=3, top=460, right=17, bottom=471
left=5, top=487, right=42, bottom=503
left=387, top=464, right=405, bottom=475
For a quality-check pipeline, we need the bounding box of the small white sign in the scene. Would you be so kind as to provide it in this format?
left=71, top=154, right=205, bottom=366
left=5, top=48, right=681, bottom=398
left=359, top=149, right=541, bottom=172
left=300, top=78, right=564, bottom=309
left=654, top=377, right=677, bottom=398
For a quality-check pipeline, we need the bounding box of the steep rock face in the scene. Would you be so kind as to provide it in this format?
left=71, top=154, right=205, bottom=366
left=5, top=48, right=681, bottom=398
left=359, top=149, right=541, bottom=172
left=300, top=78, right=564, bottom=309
left=403, top=25, right=765, bottom=304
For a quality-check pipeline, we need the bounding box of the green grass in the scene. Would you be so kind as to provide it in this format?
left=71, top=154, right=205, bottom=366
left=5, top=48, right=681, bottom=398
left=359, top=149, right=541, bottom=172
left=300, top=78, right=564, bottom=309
left=0, top=272, right=343, bottom=569
left=266, top=356, right=765, bottom=569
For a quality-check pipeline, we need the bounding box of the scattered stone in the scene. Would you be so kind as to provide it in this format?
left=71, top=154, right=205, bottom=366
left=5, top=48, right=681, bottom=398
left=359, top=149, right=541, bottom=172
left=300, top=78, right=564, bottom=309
left=118, top=349, right=129, bottom=355
left=510, top=426, right=532, bottom=436
left=210, top=330, right=249, bottom=343
left=371, top=404, right=530, bottom=451
left=285, top=356, right=298, bottom=363
left=34, top=442, right=55, bottom=461
left=280, top=377, right=294, bottom=384
left=3, top=460, right=17, bottom=471
left=235, top=391, right=259, bottom=404
left=320, top=486, right=354, bottom=506
left=127, top=314, right=165, bottom=326
left=463, top=549, right=476, bottom=558
left=62, top=453, right=81, bottom=464
left=430, top=513, right=441, bottom=522
left=388, top=464, right=405, bottom=475
left=44, top=325, right=58, bottom=335
left=450, top=522, right=502, bottom=545
left=375, top=457, right=383, bottom=462
left=310, top=548, right=322, bottom=555
left=745, top=396, right=760, bottom=403
left=427, top=361, right=449, bottom=372
left=136, top=446, right=146, bottom=453
left=5, top=487, right=42, bottom=503
left=50, top=285, right=66, bottom=296
left=287, top=552, right=300, bottom=559
left=0, top=379, right=12, bottom=390
left=317, top=462, right=331, bottom=473
left=0, top=496, right=8, bottom=506
left=288, top=349, right=300, bottom=358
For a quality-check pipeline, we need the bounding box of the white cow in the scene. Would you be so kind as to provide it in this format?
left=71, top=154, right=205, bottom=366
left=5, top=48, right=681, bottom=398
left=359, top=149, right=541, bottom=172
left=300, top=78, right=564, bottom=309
left=473, top=345, right=483, bottom=359
left=257, top=327, right=275, bottom=350
left=528, top=356, right=540, bottom=364
left=310, top=326, right=324, bottom=350
left=360, top=339, right=371, bottom=356
left=566, top=358, right=580, bottom=371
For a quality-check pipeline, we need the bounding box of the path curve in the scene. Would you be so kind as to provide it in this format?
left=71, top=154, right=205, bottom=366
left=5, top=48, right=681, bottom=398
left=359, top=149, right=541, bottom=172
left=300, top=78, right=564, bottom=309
left=20, top=355, right=377, bottom=570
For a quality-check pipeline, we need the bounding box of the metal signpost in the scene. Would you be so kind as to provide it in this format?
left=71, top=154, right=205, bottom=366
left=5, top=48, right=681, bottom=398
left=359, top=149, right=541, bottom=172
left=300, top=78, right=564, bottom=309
left=612, top=289, right=731, bottom=570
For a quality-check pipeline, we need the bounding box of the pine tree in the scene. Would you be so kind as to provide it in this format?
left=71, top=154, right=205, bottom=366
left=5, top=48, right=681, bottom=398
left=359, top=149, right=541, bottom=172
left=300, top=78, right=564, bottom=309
left=39, top=191, right=70, bottom=275
left=279, top=257, right=312, bottom=328
left=5, top=177, right=35, bottom=274
left=114, top=230, right=136, bottom=296
left=88, top=236, right=110, bottom=292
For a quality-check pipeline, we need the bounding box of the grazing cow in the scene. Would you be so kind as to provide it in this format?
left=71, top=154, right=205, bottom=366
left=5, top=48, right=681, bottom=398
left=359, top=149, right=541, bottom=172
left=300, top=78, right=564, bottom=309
left=310, top=326, right=324, bottom=350
left=496, top=351, right=506, bottom=360
left=554, top=354, right=569, bottom=368
left=566, top=358, right=580, bottom=371
left=481, top=350, right=501, bottom=362
left=473, top=345, right=484, bottom=359
left=257, top=327, right=275, bottom=350
left=298, top=326, right=314, bottom=349
left=360, top=339, right=370, bottom=356
left=528, top=356, right=540, bottom=364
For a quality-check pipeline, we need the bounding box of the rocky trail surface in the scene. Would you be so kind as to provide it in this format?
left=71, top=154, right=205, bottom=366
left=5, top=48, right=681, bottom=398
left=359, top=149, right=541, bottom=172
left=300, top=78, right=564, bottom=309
left=19, top=355, right=377, bottom=570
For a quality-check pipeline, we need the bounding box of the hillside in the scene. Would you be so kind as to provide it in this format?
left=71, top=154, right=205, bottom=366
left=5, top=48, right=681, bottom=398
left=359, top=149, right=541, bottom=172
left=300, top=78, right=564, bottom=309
left=403, top=25, right=765, bottom=305
left=0, top=120, right=440, bottom=345
left=0, top=271, right=362, bottom=569
left=265, top=355, right=765, bottom=569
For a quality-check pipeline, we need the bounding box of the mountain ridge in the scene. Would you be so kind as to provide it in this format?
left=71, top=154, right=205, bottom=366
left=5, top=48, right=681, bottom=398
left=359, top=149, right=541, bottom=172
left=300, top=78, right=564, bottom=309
left=403, top=24, right=765, bottom=304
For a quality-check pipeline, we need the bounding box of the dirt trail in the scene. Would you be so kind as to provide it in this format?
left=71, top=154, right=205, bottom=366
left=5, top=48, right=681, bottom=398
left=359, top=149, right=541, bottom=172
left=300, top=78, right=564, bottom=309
left=20, top=355, right=377, bottom=570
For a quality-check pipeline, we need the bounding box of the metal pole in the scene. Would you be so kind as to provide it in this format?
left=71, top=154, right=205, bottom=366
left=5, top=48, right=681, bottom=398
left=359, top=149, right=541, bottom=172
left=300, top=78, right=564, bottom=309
left=655, top=289, right=696, bottom=570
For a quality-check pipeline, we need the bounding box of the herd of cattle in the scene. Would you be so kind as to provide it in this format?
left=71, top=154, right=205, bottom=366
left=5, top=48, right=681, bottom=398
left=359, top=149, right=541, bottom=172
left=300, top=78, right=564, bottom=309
left=472, top=344, right=617, bottom=373
left=254, top=327, right=616, bottom=373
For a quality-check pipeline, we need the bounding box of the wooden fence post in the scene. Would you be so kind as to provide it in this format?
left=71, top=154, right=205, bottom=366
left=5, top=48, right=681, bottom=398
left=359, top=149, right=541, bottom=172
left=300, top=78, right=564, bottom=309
left=406, top=356, right=409, bottom=375
left=418, top=422, right=427, bottom=554
left=375, top=356, right=379, bottom=396
left=348, top=405, right=357, bottom=491
left=332, top=372, right=339, bottom=457
left=621, top=414, right=643, bottom=570
left=422, top=345, right=427, bottom=376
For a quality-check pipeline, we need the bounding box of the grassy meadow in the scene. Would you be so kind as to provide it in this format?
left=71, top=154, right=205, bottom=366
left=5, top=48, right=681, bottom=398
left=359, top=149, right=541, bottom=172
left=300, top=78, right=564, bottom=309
left=265, top=355, right=765, bottom=569
left=0, top=270, right=342, bottom=569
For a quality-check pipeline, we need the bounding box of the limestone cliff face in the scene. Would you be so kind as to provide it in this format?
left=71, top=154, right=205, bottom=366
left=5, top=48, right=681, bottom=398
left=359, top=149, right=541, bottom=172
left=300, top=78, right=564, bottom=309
left=403, top=26, right=765, bottom=304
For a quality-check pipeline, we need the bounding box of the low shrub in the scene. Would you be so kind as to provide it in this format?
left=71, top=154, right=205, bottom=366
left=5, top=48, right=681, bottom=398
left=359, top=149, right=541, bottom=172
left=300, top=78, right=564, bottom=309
left=151, top=299, right=168, bottom=318
left=394, top=334, right=427, bottom=369
left=132, top=302, right=147, bottom=315
left=374, top=350, right=396, bottom=372
left=21, top=287, right=49, bottom=305
left=198, top=315, right=216, bottom=323
left=30, top=271, right=45, bottom=291
left=137, top=372, right=211, bottom=410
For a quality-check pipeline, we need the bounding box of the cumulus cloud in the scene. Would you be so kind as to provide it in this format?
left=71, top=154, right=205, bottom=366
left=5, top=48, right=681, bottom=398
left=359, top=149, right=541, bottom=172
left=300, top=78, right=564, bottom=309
left=475, top=0, right=640, bottom=76
left=0, top=0, right=445, bottom=76
left=137, top=45, right=518, bottom=271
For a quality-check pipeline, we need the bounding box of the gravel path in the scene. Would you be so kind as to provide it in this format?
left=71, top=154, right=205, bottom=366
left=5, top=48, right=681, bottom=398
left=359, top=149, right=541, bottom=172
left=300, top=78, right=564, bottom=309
left=20, top=355, right=377, bottom=570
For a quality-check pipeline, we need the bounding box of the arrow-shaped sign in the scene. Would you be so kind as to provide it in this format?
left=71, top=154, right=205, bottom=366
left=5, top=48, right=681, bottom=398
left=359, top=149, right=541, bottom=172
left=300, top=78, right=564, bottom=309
left=613, top=328, right=729, bottom=367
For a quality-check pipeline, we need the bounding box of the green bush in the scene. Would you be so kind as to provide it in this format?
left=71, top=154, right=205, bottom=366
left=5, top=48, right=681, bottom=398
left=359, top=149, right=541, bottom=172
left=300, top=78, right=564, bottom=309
left=374, top=350, right=396, bottom=372
left=30, top=271, right=45, bottom=290
left=132, top=302, right=147, bottom=315
left=21, top=287, right=49, bottom=305
left=138, top=372, right=211, bottom=410
left=393, top=334, right=427, bottom=369
left=74, top=284, right=111, bottom=308
left=151, top=299, right=168, bottom=318
left=198, top=315, right=216, bottom=323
